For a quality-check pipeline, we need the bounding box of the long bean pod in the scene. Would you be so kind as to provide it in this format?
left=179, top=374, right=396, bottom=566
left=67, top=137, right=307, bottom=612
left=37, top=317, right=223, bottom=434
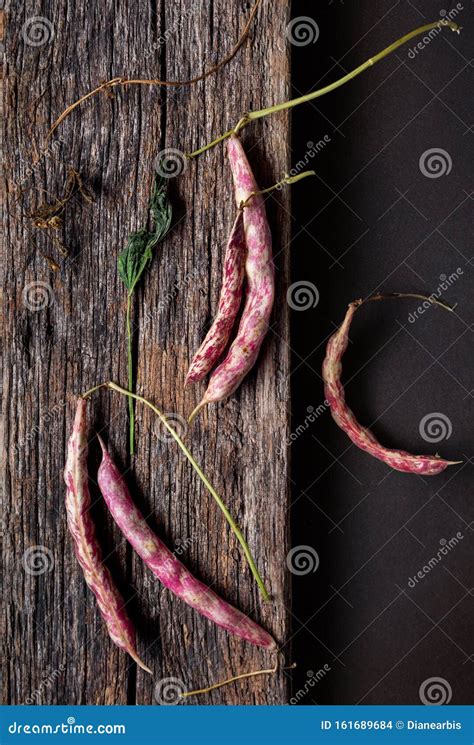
left=190, top=135, right=274, bottom=420
left=97, top=437, right=276, bottom=650
left=322, top=297, right=460, bottom=475
left=64, top=399, right=151, bottom=673
left=186, top=210, right=245, bottom=384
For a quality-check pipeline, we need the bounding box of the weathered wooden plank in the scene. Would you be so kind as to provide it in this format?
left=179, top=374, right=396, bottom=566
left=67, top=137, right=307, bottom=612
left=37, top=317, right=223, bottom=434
left=4, top=0, right=291, bottom=705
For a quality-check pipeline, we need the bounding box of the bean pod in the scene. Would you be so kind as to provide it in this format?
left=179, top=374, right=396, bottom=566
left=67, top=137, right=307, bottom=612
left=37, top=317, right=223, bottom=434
left=97, top=436, right=276, bottom=650
left=322, top=300, right=458, bottom=475
left=191, top=135, right=274, bottom=418
left=186, top=210, right=246, bottom=384
left=64, top=399, right=151, bottom=673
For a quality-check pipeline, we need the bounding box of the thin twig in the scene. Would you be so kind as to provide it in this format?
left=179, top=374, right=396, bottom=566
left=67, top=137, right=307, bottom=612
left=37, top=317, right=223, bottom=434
left=365, top=292, right=456, bottom=313
left=47, top=0, right=262, bottom=138
left=181, top=662, right=296, bottom=699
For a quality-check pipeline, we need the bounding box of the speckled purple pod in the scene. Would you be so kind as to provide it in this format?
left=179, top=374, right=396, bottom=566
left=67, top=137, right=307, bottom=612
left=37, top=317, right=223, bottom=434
left=197, top=135, right=275, bottom=407
left=186, top=210, right=246, bottom=384
left=322, top=302, right=457, bottom=475
left=97, top=437, right=276, bottom=650
left=64, top=399, right=151, bottom=673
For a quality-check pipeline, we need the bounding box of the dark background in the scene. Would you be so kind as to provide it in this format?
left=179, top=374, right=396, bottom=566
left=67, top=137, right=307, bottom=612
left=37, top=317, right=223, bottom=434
left=290, top=0, right=473, bottom=703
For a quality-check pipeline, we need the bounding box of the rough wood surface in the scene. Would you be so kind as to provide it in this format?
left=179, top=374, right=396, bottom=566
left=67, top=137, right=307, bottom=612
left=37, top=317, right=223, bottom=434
left=3, top=0, right=291, bottom=705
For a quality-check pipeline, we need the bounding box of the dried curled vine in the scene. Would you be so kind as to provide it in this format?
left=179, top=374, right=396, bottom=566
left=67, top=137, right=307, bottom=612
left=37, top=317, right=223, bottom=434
left=47, top=0, right=263, bottom=138
left=27, top=168, right=94, bottom=258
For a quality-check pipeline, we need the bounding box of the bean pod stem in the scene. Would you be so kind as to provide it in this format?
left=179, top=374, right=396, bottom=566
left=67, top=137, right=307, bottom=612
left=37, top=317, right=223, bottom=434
left=186, top=21, right=461, bottom=159
left=322, top=294, right=461, bottom=475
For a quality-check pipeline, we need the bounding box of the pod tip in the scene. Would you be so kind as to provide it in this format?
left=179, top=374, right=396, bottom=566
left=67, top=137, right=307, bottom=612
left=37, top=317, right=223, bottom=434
left=130, top=651, right=153, bottom=675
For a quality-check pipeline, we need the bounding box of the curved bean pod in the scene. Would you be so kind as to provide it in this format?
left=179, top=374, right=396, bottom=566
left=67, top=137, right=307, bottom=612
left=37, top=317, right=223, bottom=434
left=322, top=300, right=459, bottom=475
left=185, top=210, right=245, bottom=384
left=190, top=135, right=274, bottom=419
left=64, top=399, right=151, bottom=673
left=97, top=436, right=276, bottom=650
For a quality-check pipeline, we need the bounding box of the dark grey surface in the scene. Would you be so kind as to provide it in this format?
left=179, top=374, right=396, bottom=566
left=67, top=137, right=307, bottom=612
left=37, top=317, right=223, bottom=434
left=289, top=0, right=473, bottom=704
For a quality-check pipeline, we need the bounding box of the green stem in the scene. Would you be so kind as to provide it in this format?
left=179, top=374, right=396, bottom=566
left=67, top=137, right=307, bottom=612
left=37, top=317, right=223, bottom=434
left=240, top=170, right=316, bottom=208
left=126, top=293, right=135, bottom=455
left=186, top=21, right=460, bottom=159
left=185, top=129, right=235, bottom=159
left=82, top=382, right=109, bottom=398
left=90, top=380, right=270, bottom=601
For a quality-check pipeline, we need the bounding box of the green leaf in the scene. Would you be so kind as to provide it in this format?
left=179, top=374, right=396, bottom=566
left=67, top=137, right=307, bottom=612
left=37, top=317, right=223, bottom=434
left=149, top=172, right=173, bottom=247
left=118, top=229, right=153, bottom=293
left=118, top=173, right=172, bottom=294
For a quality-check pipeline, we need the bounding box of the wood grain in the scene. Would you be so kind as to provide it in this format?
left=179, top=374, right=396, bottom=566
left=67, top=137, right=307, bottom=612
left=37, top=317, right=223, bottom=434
left=3, top=0, right=291, bottom=705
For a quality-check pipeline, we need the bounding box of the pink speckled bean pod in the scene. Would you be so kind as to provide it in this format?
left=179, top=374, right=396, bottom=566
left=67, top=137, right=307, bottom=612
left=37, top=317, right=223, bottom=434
left=190, top=135, right=274, bottom=419
left=97, top=436, right=276, bottom=650
left=322, top=300, right=459, bottom=475
left=185, top=210, right=245, bottom=384
left=64, top=399, right=151, bottom=673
